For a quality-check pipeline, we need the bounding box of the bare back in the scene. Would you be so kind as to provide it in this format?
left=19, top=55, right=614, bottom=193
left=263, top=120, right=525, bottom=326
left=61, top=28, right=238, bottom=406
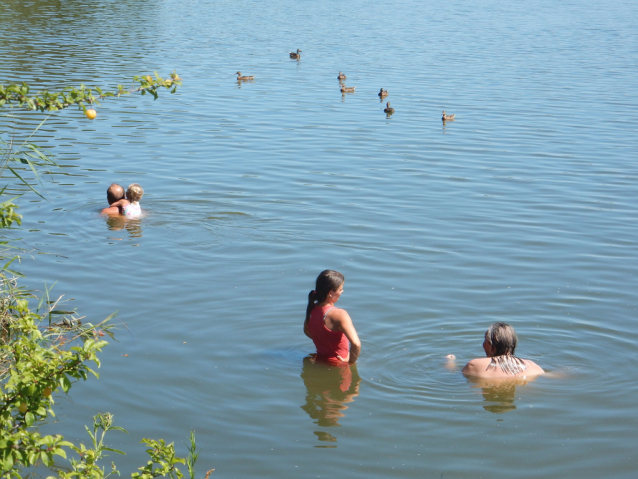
left=462, top=357, right=544, bottom=379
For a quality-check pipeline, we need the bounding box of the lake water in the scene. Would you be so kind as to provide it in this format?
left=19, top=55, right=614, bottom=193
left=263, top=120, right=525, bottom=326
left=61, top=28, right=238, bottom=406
left=2, top=0, right=638, bottom=477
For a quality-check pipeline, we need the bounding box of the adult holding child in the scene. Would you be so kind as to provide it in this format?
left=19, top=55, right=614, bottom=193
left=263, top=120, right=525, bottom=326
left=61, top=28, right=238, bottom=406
left=110, top=183, right=144, bottom=218
left=304, top=270, right=361, bottom=365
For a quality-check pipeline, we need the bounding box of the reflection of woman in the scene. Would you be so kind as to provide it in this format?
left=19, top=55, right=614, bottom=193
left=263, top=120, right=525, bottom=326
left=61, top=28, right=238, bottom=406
left=300, top=355, right=361, bottom=429
left=303, top=270, right=361, bottom=365
left=466, top=376, right=527, bottom=414
left=462, top=322, right=544, bottom=378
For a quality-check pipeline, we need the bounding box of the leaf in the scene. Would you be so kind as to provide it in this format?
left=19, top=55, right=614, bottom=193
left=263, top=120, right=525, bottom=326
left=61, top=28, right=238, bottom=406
left=108, top=426, right=128, bottom=433
left=53, top=448, right=67, bottom=459
left=7, top=166, right=46, bottom=199
left=3, top=454, right=15, bottom=470
left=101, top=447, right=126, bottom=455
left=60, top=375, right=72, bottom=393
left=25, top=412, right=35, bottom=426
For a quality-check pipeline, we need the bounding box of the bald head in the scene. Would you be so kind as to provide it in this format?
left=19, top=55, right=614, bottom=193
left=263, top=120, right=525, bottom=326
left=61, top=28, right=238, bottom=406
left=106, top=184, right=125, bottom=205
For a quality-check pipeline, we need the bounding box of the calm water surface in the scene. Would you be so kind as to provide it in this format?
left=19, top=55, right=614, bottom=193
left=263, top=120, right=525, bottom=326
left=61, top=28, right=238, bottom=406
left=2, top=0, right=638, bottom=477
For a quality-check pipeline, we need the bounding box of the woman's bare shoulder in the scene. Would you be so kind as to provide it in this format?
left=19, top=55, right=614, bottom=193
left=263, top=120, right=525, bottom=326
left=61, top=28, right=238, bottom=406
left=327, top=307, right=350, bottom=321
left=461, top=357, right=490, bottom=375
left=522, top=359, right=545, bottom=375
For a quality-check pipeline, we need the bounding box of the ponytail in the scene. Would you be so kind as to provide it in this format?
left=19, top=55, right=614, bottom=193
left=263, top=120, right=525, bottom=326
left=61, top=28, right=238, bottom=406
left=305, top=290, right=318, bottom=324
left=304, top=270, right=345, bottom=324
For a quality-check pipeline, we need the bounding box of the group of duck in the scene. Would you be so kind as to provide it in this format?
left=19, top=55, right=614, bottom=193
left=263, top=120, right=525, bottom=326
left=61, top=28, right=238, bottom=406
left=236, top=49, right=456, bottom=122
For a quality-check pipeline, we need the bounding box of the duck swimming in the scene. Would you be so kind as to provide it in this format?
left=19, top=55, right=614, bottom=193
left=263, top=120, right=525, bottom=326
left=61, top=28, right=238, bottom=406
left=442, top=111, right=456, bottom=121
left=337, top=71, right=347, bottom=80
left=340, top=85, right=356, bottom=93
left=236, top=71, right=255, bottom=81
left=289, top=49, right=302, bottom=59
left=378, top=88, right=389, bottom=98
left=384, top=102, right=395, bottom=114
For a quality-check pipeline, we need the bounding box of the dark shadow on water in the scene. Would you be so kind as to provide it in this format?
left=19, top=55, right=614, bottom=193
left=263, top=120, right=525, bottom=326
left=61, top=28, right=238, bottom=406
left=300, top=355, right=361, bottom=446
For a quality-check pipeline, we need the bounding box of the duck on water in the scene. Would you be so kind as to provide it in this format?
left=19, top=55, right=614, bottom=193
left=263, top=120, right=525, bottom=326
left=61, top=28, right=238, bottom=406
left=442, top=111, right=455, bottom=121
left=236, top=71, right=255, bottom=81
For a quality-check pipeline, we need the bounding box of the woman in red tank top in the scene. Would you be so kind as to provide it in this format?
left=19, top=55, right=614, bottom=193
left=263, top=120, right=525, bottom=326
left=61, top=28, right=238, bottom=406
left=303, top=270, right=361, bottom=364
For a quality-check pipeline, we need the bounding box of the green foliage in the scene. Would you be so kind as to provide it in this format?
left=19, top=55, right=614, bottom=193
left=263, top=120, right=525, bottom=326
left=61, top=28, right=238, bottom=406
left=0, top=277, right=111, bottom=477
left=0, top=114, right=57, bottom=217
left=184, top=431, right=199, bottom=479
left=0, top=278, right=202, bottom=479
left=0, top=72, right=182, bottom=113
left=0, top=196, right=21, bottom=229
left=132, top=439, right=185, bottom=479
left=0, top=72, right=209, bottom=478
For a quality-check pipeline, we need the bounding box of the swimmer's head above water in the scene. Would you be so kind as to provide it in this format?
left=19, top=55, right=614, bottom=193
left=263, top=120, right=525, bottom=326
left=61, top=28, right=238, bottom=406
left=106, top=183, right=125, bottom=205
left=483, top=322, right=527, bottom=375
left=126, top=183, right=144, bottom=203
left=483, top=322, right=518, bottom=358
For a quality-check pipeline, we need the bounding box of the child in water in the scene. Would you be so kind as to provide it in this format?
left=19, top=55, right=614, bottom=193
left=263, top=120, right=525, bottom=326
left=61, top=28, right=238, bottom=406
left=111, top=183, right=144, bottom=218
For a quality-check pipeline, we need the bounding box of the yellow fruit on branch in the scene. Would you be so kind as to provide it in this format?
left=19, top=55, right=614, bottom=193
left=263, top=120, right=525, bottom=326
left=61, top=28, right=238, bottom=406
left=86, top=109, right=97, bottom=120
left=19, top=402, right=28, bottom=413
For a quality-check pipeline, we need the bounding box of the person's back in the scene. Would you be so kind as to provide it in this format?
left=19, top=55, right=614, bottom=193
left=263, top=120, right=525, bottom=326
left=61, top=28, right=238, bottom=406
left=461, top=322, right=544, bottom=379
left=462, top=356, right=544, bottom=379
left=308, top=304, right=350, bottom=363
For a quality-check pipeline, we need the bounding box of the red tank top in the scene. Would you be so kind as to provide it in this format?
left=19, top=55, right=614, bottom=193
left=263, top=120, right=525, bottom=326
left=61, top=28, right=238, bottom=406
left=309, top=304, right=350, bottom=363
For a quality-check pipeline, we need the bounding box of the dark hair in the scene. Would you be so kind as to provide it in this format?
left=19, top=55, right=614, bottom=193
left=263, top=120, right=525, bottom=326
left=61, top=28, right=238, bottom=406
left=106, top=184, right=125, bottom=204
left=485, top=322, right=526, bottom=375
left=485, top=322, right=518, bottom=356
left=305, top=270, right=345, bottom=324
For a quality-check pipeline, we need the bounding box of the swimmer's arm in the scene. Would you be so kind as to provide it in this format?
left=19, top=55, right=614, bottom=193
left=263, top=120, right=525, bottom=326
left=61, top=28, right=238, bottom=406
left=332, top=309, right=361, bottom=364
left=110, top=199, right=129, bottom=214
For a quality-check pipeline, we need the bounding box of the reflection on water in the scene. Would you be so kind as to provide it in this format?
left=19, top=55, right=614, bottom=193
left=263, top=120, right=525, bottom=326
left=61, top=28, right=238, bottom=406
left=465, top=375, right=539, bottom=415
left=300, top=355, right=361, bottom=447
left=104, top=215, right=143, bottom=239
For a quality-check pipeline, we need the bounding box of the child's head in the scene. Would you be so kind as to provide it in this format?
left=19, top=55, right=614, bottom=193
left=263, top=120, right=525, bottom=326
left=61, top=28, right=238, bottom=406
left=126, top=183, right=144, bottom=202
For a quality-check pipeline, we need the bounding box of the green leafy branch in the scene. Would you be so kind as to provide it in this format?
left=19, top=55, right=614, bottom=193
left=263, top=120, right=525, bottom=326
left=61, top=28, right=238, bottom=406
left=0, top=72, right=182, bottom=113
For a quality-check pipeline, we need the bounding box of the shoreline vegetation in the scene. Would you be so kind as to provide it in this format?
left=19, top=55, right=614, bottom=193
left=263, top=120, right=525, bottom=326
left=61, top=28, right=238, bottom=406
left=0, top=73, right=217, bottom=479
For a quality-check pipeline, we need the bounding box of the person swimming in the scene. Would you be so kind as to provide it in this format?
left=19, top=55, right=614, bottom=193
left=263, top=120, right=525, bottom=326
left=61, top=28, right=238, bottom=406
left=110, top=183, right=144, bottom=218
left=303, top=270, right=361, bottom=365
left=461, top=322, right=544, bottom=378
